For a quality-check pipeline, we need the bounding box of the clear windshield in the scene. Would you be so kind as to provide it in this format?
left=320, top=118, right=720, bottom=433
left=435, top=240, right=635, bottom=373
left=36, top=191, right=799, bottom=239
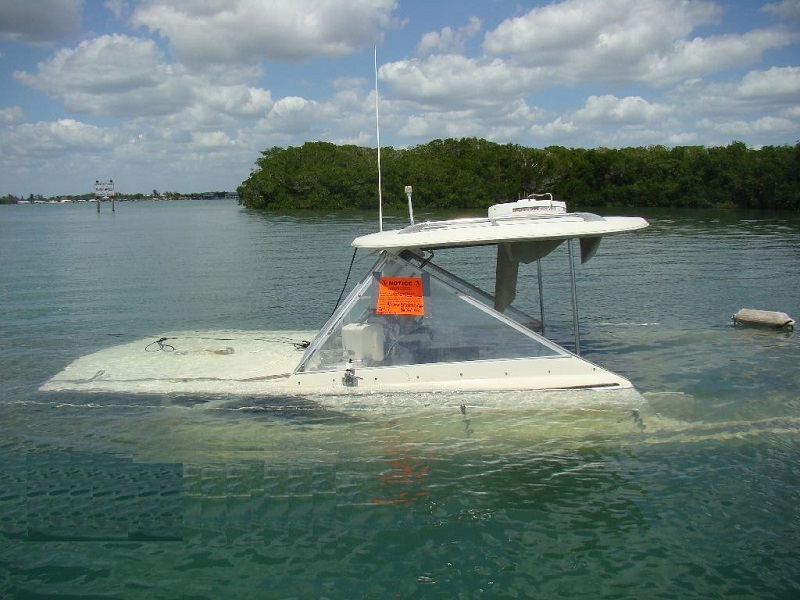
left=295, top=252, right=565, bottom=373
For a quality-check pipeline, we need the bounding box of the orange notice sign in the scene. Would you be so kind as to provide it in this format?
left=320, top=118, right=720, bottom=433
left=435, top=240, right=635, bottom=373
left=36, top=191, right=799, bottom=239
left=376, top=277, right=425, bottom=315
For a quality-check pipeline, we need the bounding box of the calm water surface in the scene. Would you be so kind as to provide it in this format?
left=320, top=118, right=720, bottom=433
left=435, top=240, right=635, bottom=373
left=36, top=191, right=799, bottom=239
left=1, top=200, right=799, bottom=599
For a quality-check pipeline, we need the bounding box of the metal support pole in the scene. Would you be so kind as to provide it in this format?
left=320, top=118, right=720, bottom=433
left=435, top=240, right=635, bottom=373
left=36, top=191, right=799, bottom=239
left=405, top=185, right=414, bottom=225
left=567, top=239, right=581, bottom=356
left=536, top=259, right=545, bottom=335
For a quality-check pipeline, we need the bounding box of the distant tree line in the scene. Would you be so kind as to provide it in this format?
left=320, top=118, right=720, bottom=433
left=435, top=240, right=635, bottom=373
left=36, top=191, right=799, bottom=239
left=1, top=194, right=28, bottom=204
left=237, top=139, right=800, bottom=211
left=1, top=190, right=236, bottom=203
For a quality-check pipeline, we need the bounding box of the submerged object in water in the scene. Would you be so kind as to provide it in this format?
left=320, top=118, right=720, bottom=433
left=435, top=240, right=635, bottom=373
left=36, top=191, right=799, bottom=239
left=732, top=308, right=795, bottom=331
left=41, top=195, right=649, bottom=400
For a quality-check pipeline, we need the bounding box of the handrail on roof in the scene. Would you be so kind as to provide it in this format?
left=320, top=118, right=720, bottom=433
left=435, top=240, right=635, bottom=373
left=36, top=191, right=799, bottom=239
left=526, top=192, right=553, bottom=200
left=398, top=211, right=592, bottom=235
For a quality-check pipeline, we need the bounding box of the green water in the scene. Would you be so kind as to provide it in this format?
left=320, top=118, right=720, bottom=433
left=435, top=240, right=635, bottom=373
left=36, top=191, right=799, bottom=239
left=1, top=201, right=798, bottom=598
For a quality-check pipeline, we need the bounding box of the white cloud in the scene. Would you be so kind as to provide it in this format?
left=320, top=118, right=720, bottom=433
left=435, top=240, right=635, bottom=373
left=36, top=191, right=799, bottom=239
left=204, top=85, right=274, bottom=119
left=529, top=118, right=579, bottom=143
left=783, top=105, right=800, bottom=119
left=104, top=0, right=129, bottom=20
left=12, top=33, right=280, bottom=126
left=698, top=115, right=797, bottom=138
left=498, top=0, right=715, bottom=47
left=482, top=0, right=793, bottom=86
left=271, top=96, right=315, bottom=117
left=527, top=95, right=679, bottom=147
left=0, top=0, right=82, bottom=44
left=645, top=28, right=797, bottom=86
left=235, top=84, right=383, bottom=149
left=380, top=54, right=542, bottom=108
left=662, top=67, right=800, bottom=146
left=736, top=66, right=800, bottom=105
left=762, top=0, right=800, bottom=23
left=400, top=110, right=481, bottom=139
left=484, top=0, right=719, bottom=63
left=131, top=0, right=398, bottom=65
left=417, top=16, right=481, bottom=56
left=0, top=106, right=24, bottom=124
left=192, top=130, right=234, bottom=149
left=663, top=131, right=699, bottom=145
left=0, top=119, right=117, bottom=159
left=15, top=34, right=172, bottom=96
left=387, top=96, right=543, bottom=143
left=259, top=96, right=319, bottom=136
left=671, top=66, right=800, bottom=118
left=573, top=95, right=671, bottom=125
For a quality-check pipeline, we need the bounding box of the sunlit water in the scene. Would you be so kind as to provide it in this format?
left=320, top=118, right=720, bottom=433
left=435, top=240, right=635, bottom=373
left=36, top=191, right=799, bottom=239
left=1, top=201, right=799, bottom=598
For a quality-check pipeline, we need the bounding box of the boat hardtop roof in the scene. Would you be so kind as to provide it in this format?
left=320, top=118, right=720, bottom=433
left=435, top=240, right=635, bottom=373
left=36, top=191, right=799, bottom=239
left=353, top=198, right=648, bottom=251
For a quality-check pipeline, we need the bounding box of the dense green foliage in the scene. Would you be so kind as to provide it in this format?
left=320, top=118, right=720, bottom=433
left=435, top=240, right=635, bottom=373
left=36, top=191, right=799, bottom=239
left=238, top=139, right=800, bottom=211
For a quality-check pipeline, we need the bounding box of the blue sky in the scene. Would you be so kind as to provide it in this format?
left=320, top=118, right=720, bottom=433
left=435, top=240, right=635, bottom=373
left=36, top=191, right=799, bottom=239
left=1, top=0, right=798, bottom=196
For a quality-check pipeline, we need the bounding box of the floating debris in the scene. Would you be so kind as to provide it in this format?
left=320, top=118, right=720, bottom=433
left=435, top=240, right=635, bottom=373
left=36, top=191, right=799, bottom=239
left=732, top=308, right=795, bottom=331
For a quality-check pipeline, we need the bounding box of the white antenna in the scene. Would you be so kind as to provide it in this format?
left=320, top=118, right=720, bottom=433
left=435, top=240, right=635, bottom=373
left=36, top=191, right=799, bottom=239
left=374, top=46, right=383, bottom=231
left=405, top=185, right=414, bottom=224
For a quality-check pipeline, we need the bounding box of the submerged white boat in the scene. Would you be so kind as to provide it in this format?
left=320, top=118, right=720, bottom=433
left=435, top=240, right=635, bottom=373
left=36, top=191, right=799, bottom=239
left=41, top=195, right=649, bottom=399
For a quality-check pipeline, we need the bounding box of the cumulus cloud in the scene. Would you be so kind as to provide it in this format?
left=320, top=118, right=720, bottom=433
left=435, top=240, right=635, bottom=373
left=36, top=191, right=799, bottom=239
left=380, top=94, right=543, bottom=144
left=573, top=95, right=671, bottom=125
left=380, top=54, right=542, bottom=108
left=13, top=34, right=194, bottom=117
left=698, top=115, right=797, bottom=139
left=1, top=119, right=117, bottom=158
left=417, top=16, right=481, bottom=56
left=130, top=0, right=398, bottom=65
left=192, top=130, right=234, bottom=149
left=529, top=118, right=579, bottom=143
left=104, top=0, right=129, bottom=21
left=398, top=110, right=480, bottom=139
left=12, top=33, right=280, bottom=126
left=0, top=106, right=24, bottom=124
left=672, top=66, right=800, bottom=118
left=482, top=0, right=793, bottom=86
left=381, top=0, right=796, bottom=129
left=645, top=28, right=797, bottom=86
left=204, top=85, right=274, bottom=119
left=525, top=95, right=679, bottom=147
left=762, top=0, right=800, bottom=23
left=484, top=0, right=720, bottom=62
left=235, top=85, right=385, bottom=149
left=16, top=34, right=166, bottom=95
left=0, top=0, right=82, bottom=44
left=260, top=96, right=320, bottom=135
left=737, top=66, right=800, bottom=105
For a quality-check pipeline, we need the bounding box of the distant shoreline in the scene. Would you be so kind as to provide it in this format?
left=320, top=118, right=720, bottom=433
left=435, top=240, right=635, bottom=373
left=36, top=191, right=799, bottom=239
left=2, top=194, right=238, bottom=205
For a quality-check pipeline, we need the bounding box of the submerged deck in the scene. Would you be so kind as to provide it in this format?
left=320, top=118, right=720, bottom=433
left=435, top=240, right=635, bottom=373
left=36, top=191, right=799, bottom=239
left=40, top=330, right=313, bottom=396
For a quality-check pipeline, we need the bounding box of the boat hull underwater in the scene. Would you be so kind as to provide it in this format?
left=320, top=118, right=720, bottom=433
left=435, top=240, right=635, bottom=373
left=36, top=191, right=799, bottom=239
left=39, top=330, right=631, bottom=397
left=41, top=198, right=649, bottom=406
